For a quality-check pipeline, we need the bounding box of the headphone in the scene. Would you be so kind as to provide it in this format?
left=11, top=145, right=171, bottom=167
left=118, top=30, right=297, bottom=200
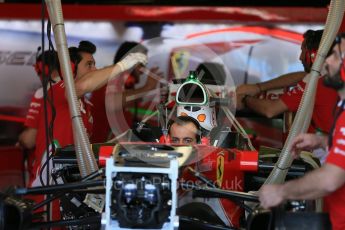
left=68, top=47, right=81, bottom=78
left=124, top=74, right=136, bottom=89
left=305, top=48, right=317, bottom=68
left=34, top=61, right=51, bottom=78
left=34, top=47, right=58, bottom=81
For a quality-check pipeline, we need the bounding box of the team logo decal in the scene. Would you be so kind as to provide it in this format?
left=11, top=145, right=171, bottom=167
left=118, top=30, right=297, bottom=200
left=216, top=152, right=225, bottom=187
left=171, top=50, right=190, bottom=79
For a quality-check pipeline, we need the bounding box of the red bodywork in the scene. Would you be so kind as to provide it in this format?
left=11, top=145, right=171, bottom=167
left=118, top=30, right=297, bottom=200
left=179, top=145, right=258, bottom=227
left=99, top=143, right=258, bottom=228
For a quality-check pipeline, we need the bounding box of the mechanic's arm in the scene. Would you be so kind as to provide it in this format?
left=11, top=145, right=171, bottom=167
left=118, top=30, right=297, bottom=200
left=258, top=71, right=306, bottom=92
left=75, top=53, right=147, bottom=98
left=122, top=67, right=162, bottom=105
left=243, top=96, right=289, bottom=118
left=18, top=128, right=37, bottom=149
left=259, top=163, right=345, bottom=208
left=236, top=71, right=306, bottom=96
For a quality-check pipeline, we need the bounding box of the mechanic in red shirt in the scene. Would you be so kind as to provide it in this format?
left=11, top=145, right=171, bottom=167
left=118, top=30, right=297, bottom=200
left=259, top=33, right=345, bottom=230
left=17, top=50, right=60, bottom=179
left=31, top=41, right=147, bottom=184
left=237, top=30, right=338, bottom=161
left=90, top=41, right=162, bottom=142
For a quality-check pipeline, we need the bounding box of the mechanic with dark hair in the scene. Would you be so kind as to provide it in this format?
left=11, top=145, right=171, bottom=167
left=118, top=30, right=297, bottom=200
left=236, top=29, right=338, bottom=162
left=31, top=40, right=147, bottom=186
left=90, top=41, right=162, bottom=142
left=18, top=50, right=61, bottom=150
left=17, top=50, right=61, bottom=180
left=68, top=40, right=97, bottom=79
left=259, top=33, right=345, bottom=230
left=236, top=30, right=324, bottom=96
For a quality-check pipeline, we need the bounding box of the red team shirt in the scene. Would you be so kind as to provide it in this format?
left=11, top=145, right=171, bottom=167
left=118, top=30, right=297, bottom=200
left=324, top=103, right=345, bottom=230
left=24, top=88, right=44, bottom=128
left=90, top=85, right=110, bottom=143
left=90, top=74, right=135, bottom=143
left=33, top=81, right=93, bottom=179
left=280, top=77, right=338, bottom=134
left=24, top=88, right=44, bottom=179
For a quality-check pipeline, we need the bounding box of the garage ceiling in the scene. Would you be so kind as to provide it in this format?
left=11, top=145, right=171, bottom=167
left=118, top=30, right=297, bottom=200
left=3, top=0, right=330, bottom=7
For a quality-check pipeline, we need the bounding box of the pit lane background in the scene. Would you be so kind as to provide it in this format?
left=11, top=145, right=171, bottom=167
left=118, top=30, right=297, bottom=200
left=0, top=20, right=322, bottom=147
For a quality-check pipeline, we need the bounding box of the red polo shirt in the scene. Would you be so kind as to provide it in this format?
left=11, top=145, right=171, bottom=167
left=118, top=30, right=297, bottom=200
left=24, top=88, right=44, bottom=128
left=324, top=106, right=345, bottom=230
left=280, top=76, right=338, bottom=134
left=33, top=81, right=93, bottom=177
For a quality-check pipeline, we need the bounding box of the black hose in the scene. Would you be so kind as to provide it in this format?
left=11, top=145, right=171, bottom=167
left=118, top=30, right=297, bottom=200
left=179, top=216, right=236, bottom=230
left=26, top=214, right=101, bottom=230
left=16, top=180, right=104, bottom=195
left=180, top=183, right=259, bottom=202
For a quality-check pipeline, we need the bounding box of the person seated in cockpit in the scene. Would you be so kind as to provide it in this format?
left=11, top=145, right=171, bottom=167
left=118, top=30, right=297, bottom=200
left=167, top=116, right=202, bottom=145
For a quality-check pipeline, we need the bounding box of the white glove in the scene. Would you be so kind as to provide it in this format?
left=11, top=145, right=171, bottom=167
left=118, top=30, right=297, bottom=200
left=117, top=52, right=148, bottom=72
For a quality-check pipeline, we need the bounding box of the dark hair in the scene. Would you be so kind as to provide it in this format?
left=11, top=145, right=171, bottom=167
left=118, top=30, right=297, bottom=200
left=303, top=29, right=323, bottom=51
left=113, top=41, right=148, bottom=64
left=36, top=50, right=60, bottom=71
left=68, top=40, right=96, bottom=74
left=168, top=116, right=202, bottom=143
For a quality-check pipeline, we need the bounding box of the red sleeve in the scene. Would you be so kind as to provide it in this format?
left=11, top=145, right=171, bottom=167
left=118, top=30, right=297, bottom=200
left=279, top=81, right=305, bottom=112
left=326, top=112, right=345, bottom=170
left=24, top=89, right=43, bottom=128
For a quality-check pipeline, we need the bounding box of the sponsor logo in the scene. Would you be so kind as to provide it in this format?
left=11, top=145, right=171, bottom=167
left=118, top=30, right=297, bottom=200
left=216, top=152, right=225, bottom=187
left=0, top=50, right=36, bottom=65
left=171, top=50, right=190, bottom=79
left=340, top=127, right=345, bottom=136
left=336, top=139, right=345, bottom=146
left=334, top=147, right=345, bottom=156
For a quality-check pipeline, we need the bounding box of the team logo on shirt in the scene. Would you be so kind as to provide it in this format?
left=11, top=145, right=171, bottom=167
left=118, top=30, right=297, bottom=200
left=340, top=127, right=345, bottom=136
left=286, top=83, right=304, bottom=96
left=334, top=147, right=345, bottom=156
left=30, top=102, right=41, bottom=108
left=336, top=139, right=345, bottom=146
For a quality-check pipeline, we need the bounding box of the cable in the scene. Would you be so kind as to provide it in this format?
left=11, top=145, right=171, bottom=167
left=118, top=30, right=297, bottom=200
left=16, top=180, right=104, bottom=195
left=38, top=0, right=53, bottom=224
left=32, top=192, right=63, bottom=211
left=32, top=169, right=104, bottom=211
left=38, top=17, right=57, bottom=198
left=179, top=216, right=235, bottom=230
left=180, top=183, right=259, bottom=203
left=81, top=168, right=104, bottom=182
left=26, top=214, right=101, bottom=230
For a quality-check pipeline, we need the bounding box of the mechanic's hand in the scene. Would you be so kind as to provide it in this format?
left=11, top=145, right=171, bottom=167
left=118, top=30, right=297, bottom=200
left=236, top=84, right=261, bottom=96
left=259, top=184, right=285, bottom=209
left=236, top=93, right=245, bottom=110
left=117, top=53, right=148, bottom=72
left=144, top=66, right=163, bottom=91
left=290, top=133, right=327, bottom=158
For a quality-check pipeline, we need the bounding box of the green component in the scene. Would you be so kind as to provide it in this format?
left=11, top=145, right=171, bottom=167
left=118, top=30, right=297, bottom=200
left=186, top=70, right=198, bottom=80
left=128, top=107, right=156, bottom=116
